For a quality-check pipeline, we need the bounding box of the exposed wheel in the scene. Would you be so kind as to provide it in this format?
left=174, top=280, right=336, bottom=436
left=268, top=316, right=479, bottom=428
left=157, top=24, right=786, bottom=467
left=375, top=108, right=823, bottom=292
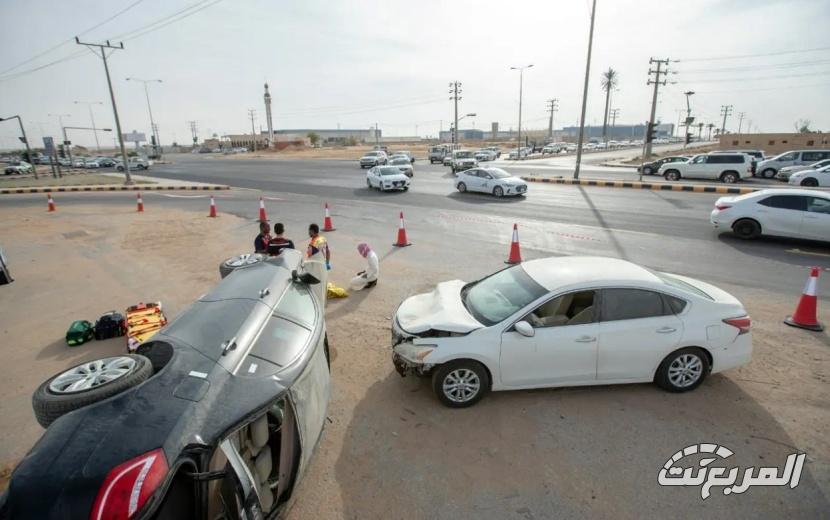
left=432, top=360, right=490, bottom=408
left=219, top=253, right=265, bottom=279
left=720, top=171, right=738, bottom=184
left=664, top=170, right=680, bottom=181
left=457, top=182, right=467, bottom=192
left=643, top=166, right=652, bottom=175
left=655, top=347, right=709, bottom=393
left=732, top=218, right=761, bottom=239
left=32, top=354, right=153, bottom=428
left=801, top=178, right=819, bottom=187
left=493, top=186, right=504, bottom=197
left=761, top=168, right=776, bottom=179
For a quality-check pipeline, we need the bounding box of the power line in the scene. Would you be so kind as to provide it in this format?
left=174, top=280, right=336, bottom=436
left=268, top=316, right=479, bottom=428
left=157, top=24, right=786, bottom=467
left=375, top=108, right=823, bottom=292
left=678, top=58, right=830, bottom=74
left=677, top=45, right=830, bottom=62
left=683, top=70, right=830, bottom=83
left=693, top=82, right=830, bottom=95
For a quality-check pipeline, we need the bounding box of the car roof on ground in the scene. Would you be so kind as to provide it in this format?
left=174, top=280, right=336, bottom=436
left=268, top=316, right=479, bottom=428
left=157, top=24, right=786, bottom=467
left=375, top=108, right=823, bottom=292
left=521, top=256, right=661, bottom=291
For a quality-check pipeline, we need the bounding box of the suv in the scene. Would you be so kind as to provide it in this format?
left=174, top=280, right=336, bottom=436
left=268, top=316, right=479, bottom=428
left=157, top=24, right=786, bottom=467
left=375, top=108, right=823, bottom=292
left=4, top=161, right=33, bottom=175
left=659, top=153, right=752, bottom=183
left=115, top=157, right=149, bottom=171
left=449, top=149, right=478, bottom=173
left=712, top=150, right=764, bottom=175
left=429, top=145, right=451, bottom=164
left=1, top=249, right=330, bottom=519
left=756, top=150, right=830, bottom=179
left=359, top=150, right=387, bottom=168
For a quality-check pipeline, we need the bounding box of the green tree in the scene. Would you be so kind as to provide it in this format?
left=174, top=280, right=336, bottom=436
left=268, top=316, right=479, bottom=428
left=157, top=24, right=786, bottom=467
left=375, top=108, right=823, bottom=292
left=795, top=119, right=812, bottom=133
left=600, top=68, right=619, bottom=142
left=307, top=132, right=320, bottom=146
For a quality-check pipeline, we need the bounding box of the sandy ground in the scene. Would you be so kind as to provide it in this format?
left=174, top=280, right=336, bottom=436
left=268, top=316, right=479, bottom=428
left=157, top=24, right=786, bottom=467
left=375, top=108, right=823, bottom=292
left=0, top=201, right=827, bottom=517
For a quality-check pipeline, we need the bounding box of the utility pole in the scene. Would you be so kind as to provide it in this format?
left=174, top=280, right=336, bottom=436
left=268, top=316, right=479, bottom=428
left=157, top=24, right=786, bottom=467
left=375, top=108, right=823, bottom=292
left=546, top=98, right=559, bottom=141
left=188, top=121, right=198, bottom=147
left=697, top=122, right=703, bottom=142
left=719, top=104, right=733, bottom=136
left=644, top=57, right=671, bottom=159
left=374, top=122, right=379, bottom=147
left=73, top=101, right=103, bottom=151
left=448, top=81, right=461, bottom=149
left=682, top=91, right=695, bottom=149
left=126, top=78, right=162, bottom=158
left=609, top=108, right=620, bottom=128
left=737, top=111, right=746, bottom=134
left=248, top=109, right=257, bottom=151
left=49, top=113, right=72, bottom=166
left=511, top=64, right=533, bottom=159
left=573, top=0, right=597, bottom=179
left=75, top=37, right=132, bottom=184
left=0, top=115, right=38, bottom=179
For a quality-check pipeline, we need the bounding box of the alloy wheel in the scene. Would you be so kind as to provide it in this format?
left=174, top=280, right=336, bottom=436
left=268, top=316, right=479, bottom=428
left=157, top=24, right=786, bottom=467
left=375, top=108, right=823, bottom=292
left=48, top=356, right=137, bottom=394
left=442, top=369, right=481, bottom=403
left=667, top=354, right=703, bottom=388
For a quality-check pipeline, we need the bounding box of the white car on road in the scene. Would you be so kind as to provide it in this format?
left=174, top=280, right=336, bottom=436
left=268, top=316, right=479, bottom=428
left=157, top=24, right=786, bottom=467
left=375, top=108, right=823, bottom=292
left=366, top=165, right=411, bottom=192
left=391, top=256, right=752, bottom=407
left=788, top=164, right=830, bottom=187
left=659, top=153, right=752, bottom=183
left=455, top=167, right=527, bottom=197
left=711, top=189, right=830, bottom=242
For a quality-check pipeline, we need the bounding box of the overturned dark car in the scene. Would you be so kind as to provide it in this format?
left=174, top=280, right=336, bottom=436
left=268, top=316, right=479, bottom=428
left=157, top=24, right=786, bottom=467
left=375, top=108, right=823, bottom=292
left=0, top=249, right=330, bottom=519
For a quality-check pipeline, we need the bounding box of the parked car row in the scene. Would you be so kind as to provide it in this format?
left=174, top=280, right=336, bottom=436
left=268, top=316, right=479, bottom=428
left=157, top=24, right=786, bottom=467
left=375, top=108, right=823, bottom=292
left=359, top=149, right=415, bottom=168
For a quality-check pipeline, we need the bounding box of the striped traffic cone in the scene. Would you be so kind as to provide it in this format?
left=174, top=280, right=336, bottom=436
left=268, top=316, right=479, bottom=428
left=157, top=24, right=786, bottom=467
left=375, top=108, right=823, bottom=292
left=784, top=267, right=824, bottom=331
left=136, top=192, right=144, bottom=213
left=323, top=202, right=335, bottom=231
left=47, top=193, right=56, bottom=212
left=208, top=195, right=217, bottom=218
left=393, top=211, right=411, bottom=247
left=258, top=197, right=268, bottom=222
left=505, top=224, right=522, bottom=264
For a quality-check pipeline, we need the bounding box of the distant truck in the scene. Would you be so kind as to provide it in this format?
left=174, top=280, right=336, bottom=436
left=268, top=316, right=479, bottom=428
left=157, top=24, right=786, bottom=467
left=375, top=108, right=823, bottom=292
left=429, top=144, right=452, bottom=164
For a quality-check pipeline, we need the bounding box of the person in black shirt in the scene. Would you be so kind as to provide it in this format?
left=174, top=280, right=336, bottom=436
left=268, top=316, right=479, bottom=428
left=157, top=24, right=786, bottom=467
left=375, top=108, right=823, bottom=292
left=254, top=221, right=271, bottom=253
left=268, top=222, right=295, bottom=256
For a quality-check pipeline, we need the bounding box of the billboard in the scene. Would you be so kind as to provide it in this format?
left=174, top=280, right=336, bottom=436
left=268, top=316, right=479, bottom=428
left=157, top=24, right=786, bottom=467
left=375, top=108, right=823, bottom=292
left=122, top=132, right=146, bottom=143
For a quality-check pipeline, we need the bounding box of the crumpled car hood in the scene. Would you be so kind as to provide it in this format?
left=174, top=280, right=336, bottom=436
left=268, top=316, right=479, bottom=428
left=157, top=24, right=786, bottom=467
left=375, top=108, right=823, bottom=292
left=396, top=280, right=482, bottom=334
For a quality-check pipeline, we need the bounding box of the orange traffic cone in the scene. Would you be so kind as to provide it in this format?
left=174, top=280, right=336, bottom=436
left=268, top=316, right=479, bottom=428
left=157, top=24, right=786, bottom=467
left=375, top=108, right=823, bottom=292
left=505, top=224, right=522, bottom=264
left=136, top=192, right=144, bottom=213
left=322, top=202, right=335, bottom=231
left=393, top=211, right=411, bottom=247
left=785, top=267, right=824, bottom=331
left=258, top=196, right=268, bottom=222
left=47, top=193, right=56, bottom=212
left=208, top=195, right=217, bottom=217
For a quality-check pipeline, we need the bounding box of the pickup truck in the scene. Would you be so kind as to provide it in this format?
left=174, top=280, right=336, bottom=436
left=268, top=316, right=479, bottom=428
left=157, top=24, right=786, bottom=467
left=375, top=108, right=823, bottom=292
left=429, top=145, right=451, bottom=164
left=450, top=150, right=478, bottom=173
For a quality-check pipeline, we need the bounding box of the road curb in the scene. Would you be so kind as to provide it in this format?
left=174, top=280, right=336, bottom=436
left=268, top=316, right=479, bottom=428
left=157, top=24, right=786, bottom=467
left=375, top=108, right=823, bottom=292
left=0, top=184, right=230, bottom=195
left=521, top=176, right=756, bottom=195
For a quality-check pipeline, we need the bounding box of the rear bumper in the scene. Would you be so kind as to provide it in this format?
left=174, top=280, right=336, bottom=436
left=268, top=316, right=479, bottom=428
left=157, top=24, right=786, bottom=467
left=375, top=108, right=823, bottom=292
left=711, top=333, right=753, bottom=373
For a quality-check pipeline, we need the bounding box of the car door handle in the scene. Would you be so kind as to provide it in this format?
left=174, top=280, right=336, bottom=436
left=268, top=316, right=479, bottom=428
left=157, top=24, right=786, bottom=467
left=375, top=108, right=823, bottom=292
left=656, top=327, right=677, bottom=334
left=575, top=336, right=596, bottom=343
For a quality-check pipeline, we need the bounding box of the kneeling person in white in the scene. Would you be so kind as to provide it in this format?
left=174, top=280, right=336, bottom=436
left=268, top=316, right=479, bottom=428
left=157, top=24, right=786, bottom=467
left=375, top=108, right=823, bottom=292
left=350, top=243, right=379, bottom=290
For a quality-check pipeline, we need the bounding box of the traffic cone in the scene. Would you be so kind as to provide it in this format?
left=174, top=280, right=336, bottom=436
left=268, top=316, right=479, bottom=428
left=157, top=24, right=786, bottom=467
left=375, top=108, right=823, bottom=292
left=47, top=193, right=56, bottom=212
left=784, top=267, right=824, bottom=331
left=322, top=202, right=335, bottom=231
left=136, top=192, right=144, bottom=213
left=258, top=197, right=268, bottom=222
left=505, top=224, right=522, bottom=264
left=393, top=211, right=411, bottom=247
left=208, top=195, right=217, bottom=218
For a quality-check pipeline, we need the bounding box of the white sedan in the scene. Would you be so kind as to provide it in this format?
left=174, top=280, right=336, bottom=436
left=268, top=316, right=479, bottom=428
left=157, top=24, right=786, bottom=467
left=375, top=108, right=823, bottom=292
left=710, top=188, right=830, bottom=242
left=455, top=167, right=527, bottom=197
left=391, top=256, right=752, bottom=407
left=366, top=165, right=410, bottom=192
left=788, top=164, right=830, bottom=187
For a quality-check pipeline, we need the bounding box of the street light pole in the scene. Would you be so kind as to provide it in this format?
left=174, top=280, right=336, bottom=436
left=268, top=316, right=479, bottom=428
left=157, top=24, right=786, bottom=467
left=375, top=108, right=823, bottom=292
left=574, top=0, right=597, bottom=179
left=0, top=115, right=38, bottom=179
left=510, top=64, right=533, bottom=159
left=126, top=78, right=162, bottom=158
left=74, top=101, right=104, bottom=151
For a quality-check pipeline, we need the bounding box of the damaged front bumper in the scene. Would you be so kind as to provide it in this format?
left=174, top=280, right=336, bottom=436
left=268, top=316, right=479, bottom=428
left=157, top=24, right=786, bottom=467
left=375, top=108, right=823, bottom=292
left=391, top=316, right=435, bottom=377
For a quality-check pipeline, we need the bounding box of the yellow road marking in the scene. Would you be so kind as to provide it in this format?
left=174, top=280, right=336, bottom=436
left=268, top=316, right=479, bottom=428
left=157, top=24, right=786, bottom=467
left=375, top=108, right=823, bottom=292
left=787, top=248, right=830, bottom=258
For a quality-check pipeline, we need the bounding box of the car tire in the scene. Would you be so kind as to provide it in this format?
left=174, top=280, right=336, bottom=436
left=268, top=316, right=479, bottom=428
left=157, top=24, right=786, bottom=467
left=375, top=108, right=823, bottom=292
left=366, top=178, right=372, bottom=189
left=732, top=218, right=761, bottom=239
left=801, top=178, right=819, bottom=187
left=403, top=186, right=409, bottom=191
left=219, top=253, right=266, bottom=279
left=720, top=171, right=738, bottom=184
left=654, top=347, right=709, bottom=393
left=664, top=170, right=680, bottom=181
left=493, top=186, right=504, bottom=197
left=761, top=168, right=776, bottom=179
left=432, top=360, right=490, bottom=408
left=643, top=166, right=652, bottom=175
left=457, top=182, right=467, bottom=193
left=32, top=354, right=153, bottom=428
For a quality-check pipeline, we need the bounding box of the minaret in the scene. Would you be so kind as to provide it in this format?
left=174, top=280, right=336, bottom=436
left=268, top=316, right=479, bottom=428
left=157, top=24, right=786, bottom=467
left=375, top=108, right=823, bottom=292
left=264, top=82, right=274, bottom=147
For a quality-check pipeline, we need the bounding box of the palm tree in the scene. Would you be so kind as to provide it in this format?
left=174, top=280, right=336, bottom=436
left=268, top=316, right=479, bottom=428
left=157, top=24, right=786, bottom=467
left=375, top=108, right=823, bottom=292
left=600, top=68, right=619, bottom=142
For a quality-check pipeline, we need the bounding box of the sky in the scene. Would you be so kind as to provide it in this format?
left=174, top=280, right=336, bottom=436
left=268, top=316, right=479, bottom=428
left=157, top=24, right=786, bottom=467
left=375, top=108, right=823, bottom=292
left=1, top=0, right=828, bottom=149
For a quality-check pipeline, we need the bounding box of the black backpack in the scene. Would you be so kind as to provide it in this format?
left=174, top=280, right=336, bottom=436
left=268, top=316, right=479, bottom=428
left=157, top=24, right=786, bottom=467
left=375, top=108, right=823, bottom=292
left=94, top=311, right=126, bottom=340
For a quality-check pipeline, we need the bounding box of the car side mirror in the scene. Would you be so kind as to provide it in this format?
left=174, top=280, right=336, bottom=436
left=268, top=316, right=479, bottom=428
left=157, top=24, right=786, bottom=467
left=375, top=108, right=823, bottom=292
left=514, top=321, right=535, bottom=337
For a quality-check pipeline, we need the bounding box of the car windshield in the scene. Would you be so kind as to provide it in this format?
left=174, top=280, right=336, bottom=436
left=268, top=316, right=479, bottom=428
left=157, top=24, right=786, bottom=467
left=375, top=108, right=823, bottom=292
left=379, top=167, right=402, bottom=176
left=461, top=265, right=547, bottom=326
left=365, top=151, right=379, bottom=157
left=487, top=169, right=511, bottom=179
left=455, top=151, right=474, bottom=159
left=391, top=158, right=408, bottom=165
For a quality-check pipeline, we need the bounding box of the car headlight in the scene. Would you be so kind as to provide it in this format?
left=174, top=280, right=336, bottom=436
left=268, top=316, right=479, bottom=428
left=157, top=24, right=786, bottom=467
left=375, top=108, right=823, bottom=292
left=394, top=343, right=436, bottom=362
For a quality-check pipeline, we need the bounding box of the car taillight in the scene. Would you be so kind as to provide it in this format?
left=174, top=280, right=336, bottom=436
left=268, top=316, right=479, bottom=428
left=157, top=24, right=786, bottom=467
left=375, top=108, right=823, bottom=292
left=90, top=449, right=168, bottom=520
left=723, top=316, right=752, bottom=335
left=715, top=203, right=731, bottom=210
